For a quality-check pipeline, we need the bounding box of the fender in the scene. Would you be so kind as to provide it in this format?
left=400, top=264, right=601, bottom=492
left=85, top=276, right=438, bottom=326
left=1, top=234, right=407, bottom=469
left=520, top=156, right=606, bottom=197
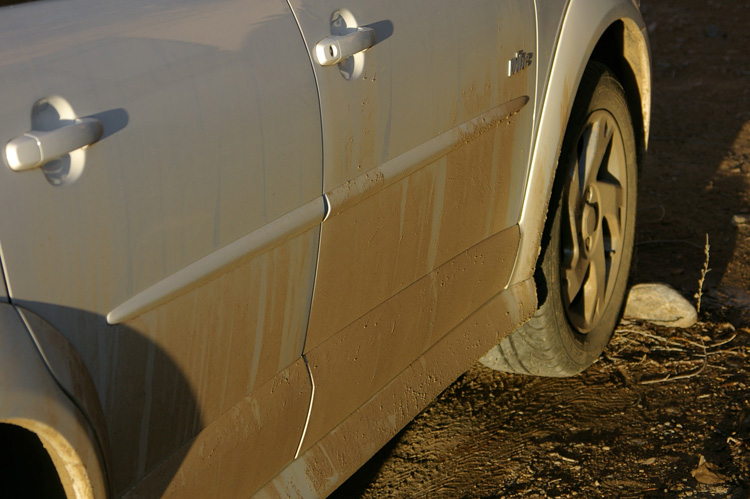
left=510, top=0, right=651, bottom=286
left=0, top=303, right=108, bottom=499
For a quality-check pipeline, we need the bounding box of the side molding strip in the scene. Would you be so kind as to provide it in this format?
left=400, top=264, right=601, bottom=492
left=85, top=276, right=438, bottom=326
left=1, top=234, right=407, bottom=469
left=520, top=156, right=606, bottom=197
left=107, top=197, right=326, bottom=324
left=325, top=96, right=529, bottom=216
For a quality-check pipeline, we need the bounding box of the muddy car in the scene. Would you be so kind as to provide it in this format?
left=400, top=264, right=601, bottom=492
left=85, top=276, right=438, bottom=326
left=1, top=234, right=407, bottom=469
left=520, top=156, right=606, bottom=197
left=0, top=0, right=650, bottom=497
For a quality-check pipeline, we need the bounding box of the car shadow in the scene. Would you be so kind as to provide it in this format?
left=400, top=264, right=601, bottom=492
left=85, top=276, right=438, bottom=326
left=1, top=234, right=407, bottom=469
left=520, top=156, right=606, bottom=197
left=16, top=302, right=202, bottom=498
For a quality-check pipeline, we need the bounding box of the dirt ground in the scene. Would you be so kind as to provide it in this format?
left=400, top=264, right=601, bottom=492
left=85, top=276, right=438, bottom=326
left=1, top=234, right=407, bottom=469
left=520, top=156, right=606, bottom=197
left=331, top=1, right=750, bottom=497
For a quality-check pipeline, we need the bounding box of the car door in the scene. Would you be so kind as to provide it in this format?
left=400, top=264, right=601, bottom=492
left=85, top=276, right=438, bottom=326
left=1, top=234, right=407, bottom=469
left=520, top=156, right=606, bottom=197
left=0, top=0, right=322, bottom=495
left=287, top=0, right=537, bottom=452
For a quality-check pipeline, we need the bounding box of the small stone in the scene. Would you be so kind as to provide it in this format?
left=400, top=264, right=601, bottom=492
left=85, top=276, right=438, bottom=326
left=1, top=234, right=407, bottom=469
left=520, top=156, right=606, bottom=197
left=732, top=214, right=750, bottom=226
left=624, top=283, right=698, bottom=328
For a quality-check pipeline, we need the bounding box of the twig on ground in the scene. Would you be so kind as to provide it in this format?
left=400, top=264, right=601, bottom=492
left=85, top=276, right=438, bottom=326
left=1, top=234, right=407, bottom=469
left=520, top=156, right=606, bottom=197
left=671, top=336, right=708, bottom=350
left=706, top=349, right=745, bottom=356
left=709, top=332, right=738, bottom=348
left=640, top=355, right=708, bottom=384
left=696, top=233, right=711, bottom=314
left=628, top=330, right=669, bottom=343
left=650, top=346, right=689, bottom=353
left=639, top=330, right=709, bottom=384
left=610, top=315, right=742, bottom=386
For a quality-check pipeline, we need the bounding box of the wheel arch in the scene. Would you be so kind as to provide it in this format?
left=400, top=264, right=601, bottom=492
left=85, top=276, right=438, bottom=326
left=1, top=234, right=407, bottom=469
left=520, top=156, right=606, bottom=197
left=589, top=17, right=651, bottom=169
left=0, top=421, right=66, bottom=497
left=510, top=0, right=651, bottom=288
left=0, top=303, right=109, bottom=498
left=1, top=419, right=96, bottom=499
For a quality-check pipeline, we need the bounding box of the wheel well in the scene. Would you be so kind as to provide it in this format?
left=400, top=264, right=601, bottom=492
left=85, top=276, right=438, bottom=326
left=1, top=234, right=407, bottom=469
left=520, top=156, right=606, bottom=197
left=0, top=423, right=67, bottom=498
left=589, top=20, right=648, bottom=170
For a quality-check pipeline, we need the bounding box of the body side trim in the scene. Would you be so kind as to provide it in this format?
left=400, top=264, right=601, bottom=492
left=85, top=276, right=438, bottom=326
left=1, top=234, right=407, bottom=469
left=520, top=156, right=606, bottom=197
left=107, top=197, right=326, bottom=324
left=509, top=0, right=649, bottom=287
left=325, top=96, right=529, bottom=217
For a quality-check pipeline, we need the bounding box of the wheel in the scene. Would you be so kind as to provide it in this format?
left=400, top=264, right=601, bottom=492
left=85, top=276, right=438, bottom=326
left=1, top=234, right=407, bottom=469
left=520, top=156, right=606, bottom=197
left=481, top=62, right=638, bottom=376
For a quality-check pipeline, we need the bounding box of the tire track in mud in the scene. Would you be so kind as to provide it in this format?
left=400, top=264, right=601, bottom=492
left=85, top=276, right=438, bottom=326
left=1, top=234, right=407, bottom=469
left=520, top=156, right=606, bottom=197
left=333, top=322, right=750, bottom=498
left=333, top=363, right=645, bottom=498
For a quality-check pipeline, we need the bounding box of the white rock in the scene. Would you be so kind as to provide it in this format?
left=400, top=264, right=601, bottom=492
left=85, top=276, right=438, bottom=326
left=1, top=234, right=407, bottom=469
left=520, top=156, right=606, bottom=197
left=732, top=214, right=749, bottom=227
left=624, top=283, right=698, bottom=328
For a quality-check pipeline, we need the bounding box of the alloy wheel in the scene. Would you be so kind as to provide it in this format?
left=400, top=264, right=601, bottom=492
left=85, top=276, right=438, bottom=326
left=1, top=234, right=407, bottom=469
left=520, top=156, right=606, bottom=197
left=560, top=110, right=628, bottom=333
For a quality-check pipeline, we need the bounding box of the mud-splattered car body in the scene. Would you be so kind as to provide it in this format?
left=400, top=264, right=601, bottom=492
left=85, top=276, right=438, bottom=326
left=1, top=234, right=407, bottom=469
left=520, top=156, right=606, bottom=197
left=0, top=0, right=649, bottom=496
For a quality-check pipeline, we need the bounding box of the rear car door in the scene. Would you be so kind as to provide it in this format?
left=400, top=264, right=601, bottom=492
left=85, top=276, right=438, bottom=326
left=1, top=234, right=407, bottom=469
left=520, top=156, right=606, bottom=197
left=287, top=0, right=538, bottom=452
left=0, top=0, right=322, bottom=495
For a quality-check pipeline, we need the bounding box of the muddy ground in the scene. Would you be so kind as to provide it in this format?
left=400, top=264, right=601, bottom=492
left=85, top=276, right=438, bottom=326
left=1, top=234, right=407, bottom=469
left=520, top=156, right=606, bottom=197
left=331, top=1, right=750, bottom=497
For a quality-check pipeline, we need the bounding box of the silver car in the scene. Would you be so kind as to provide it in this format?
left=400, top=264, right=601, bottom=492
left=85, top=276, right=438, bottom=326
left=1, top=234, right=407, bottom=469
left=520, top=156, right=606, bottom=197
left=0, top=0, right=650, bottom=497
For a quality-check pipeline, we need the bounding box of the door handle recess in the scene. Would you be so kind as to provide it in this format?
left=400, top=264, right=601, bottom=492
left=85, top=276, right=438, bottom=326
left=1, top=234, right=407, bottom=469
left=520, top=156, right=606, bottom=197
left=5, top=117, right=103, bottom=172
left=315, top=27, right=376, bottom=66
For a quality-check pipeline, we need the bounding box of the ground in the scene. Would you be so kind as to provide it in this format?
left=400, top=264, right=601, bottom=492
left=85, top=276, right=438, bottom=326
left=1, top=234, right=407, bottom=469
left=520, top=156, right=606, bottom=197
left=331, top=1, right=750, bottom=497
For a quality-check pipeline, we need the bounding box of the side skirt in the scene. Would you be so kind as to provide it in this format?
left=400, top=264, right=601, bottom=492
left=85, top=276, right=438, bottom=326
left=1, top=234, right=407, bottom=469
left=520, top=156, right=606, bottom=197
left=255, top=278, right=537, bottom=498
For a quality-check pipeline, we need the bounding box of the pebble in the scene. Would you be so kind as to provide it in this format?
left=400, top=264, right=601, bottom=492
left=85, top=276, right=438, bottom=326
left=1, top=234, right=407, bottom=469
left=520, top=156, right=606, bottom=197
left=624, top=283, right=698, bottom=328
left=732, top=214, right=749, bottom=226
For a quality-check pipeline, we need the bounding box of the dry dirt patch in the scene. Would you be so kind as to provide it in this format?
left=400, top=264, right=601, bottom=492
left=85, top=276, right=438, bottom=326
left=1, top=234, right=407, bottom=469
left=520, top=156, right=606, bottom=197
left=334, top=322, right=750, bottom=498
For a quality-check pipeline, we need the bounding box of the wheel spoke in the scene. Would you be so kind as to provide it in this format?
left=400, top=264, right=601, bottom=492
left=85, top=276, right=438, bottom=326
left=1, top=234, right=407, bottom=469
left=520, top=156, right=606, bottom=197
left=596, top=120, right=627, bottom=299
left=588, top=232, right=609, bottom=322
left=564, top=249, right=588, bottom=306
left=581, top=267, right=598, bottom=328
left=571, top=233, right=607, bottom=330
left=599, top=181, right=623, bottom=247
left=581, top=117, right=614, bottom=188
left=562, top=158, right=582, bottom=269
left=568, top=154, right=582, bottom=212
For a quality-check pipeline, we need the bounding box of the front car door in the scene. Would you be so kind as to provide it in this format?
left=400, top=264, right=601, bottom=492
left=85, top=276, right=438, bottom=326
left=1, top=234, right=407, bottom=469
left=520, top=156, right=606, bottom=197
left=287, top=0, right=537, bottom=459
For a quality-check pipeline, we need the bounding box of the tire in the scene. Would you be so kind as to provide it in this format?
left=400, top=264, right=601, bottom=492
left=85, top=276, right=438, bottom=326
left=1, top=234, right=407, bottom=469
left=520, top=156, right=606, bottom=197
left=481, top=62, right=638, bottom=376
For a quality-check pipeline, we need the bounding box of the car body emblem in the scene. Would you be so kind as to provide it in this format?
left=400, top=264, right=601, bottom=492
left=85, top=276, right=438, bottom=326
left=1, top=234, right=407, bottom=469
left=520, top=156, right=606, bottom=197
left=508, top=50, right=533, bottom=77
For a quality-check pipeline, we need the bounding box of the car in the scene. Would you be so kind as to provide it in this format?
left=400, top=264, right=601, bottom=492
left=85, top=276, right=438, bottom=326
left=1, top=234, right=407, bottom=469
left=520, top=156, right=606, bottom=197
left=0, top=0, right=650, bottom=497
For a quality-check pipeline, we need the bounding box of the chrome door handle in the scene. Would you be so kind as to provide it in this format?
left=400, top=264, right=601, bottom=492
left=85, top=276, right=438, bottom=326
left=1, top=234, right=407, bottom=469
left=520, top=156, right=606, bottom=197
left=315, top=27, right=376, bottom=66
left=5, top=117, right=103, bottom=172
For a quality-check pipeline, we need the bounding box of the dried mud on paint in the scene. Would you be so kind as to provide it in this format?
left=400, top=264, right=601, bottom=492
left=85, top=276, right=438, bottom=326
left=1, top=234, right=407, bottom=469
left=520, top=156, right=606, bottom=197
left=333, top=0, right=750, bottom=497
